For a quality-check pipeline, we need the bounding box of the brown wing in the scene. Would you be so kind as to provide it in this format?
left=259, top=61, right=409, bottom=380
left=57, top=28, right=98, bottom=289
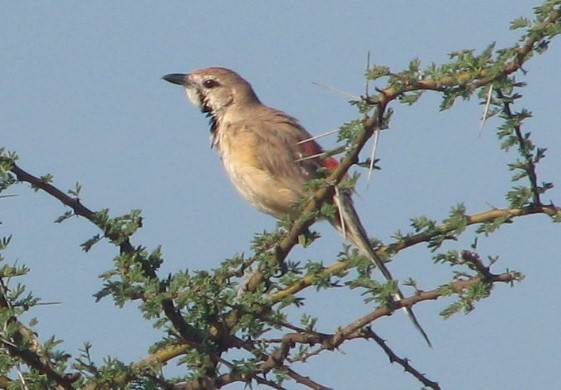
left=253, top=107, right=338, bottom=198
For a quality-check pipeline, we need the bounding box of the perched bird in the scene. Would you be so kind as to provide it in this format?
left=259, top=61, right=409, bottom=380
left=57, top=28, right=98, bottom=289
left=163, top=67, right=430, bottom=346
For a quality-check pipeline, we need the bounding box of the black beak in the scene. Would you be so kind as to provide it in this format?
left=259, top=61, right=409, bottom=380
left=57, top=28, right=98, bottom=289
left=162, top=73, right=188, bottom=86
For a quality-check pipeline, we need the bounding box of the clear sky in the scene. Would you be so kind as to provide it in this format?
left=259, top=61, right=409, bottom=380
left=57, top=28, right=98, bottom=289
left=1, top=1, right=560, bottom=389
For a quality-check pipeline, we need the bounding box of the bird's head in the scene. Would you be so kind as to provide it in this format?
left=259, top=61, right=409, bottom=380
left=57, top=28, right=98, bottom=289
left=162, top=67, right=261, bottom=119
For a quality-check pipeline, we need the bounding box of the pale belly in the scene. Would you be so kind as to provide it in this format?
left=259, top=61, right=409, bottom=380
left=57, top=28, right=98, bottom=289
left=222, top=157, right=300, bottom=218
left=214, top=120, right=306, bottom=219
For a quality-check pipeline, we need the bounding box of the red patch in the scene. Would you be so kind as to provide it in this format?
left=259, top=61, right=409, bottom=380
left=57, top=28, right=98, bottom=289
left=300, top=140, right=339, bottom=171
left=323, top=156, right=339, bottom=170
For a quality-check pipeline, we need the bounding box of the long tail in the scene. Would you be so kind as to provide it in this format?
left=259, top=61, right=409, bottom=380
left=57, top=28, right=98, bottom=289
left=332, top=190, right=432, bottom=347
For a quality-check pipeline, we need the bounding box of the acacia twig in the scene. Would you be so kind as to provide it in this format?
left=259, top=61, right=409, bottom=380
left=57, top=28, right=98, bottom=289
left=4, top=160, right=206, bottom=365
left=366, top=329, right=440, bottom=390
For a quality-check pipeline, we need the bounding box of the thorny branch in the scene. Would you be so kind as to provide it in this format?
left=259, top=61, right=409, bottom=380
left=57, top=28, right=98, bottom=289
left=4, top=160, right=208, bottom=375
left=0, top=4, right=559, bottom=388
left=495, top=87, right=543, bottom=205
left=2, top=50, right=555, bottom=388
left=461, top=250, right=494, bottom=280
left=245, top=2, right=561, bottom=300
left=208, top=269, right=518, bottom=389
left=368, top=5, right=561, bottom=105
left=367, top=329, right=440, bottom=390
left=280, top=270, right=518, bottom=383
left=0, top=265, right=78, bottom=388
left=6, top=159, right=344, bottom=388
left=269, top=205, right=555, bottom=303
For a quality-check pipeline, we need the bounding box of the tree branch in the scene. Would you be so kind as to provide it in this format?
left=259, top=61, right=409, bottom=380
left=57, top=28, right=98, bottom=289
left=495, top=87, right=543, bottom=205
left=368, top=5, right=561, bottom=105
left=0, top=277, right=77, bottom=389
left=285, top=270, right=519, bottom=362
left=270, top=205, right=556, bottom=303
left=366, top=329, right=440, bottom=390
left=4, top=159, right=205, bottom=350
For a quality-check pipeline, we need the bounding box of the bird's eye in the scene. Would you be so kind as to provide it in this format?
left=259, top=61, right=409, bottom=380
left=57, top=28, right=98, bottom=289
left=203, top=79, right=219, bottom=89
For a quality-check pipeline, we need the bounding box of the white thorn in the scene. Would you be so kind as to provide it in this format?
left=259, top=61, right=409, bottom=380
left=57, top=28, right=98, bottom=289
left=294, top=152, right=326, bottom=163
left=366, top=130, right=380, bottom=187
left=479, top=84, right=493, bottom=138
left=312, top=81, right=360, bottom=100
left=365, top=51, right=371, bottom=96
left=297, top=128, right=340, bottom=145
left=334, top=187, right=347, bottom=238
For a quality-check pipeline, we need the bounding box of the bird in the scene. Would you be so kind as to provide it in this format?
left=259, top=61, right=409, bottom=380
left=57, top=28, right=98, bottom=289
left=162, top=67, right=431, bottom=346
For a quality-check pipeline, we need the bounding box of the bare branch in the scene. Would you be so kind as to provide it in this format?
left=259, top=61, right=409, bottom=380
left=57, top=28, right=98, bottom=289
left=366, top=329, right=440, bottom=390
left=291, top=270, right=520, bottom=361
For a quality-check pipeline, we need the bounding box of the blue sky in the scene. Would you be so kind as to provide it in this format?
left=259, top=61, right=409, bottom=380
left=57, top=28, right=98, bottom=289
left=1, top=1, right=560, bottom=389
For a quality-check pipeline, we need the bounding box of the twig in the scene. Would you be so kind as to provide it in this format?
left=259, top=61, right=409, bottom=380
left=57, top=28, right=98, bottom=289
left=366, top=6, right=561, bottom=106
left=285, top=367, right=334, bottom=390
left=274, top=271, right=517, bottom=388
left=366, top=329, right=440, bottom=390
left=0, top=272, right=75, bottom=389
left=281, top=270, right=520, bottom=358
left=461, top=250, right=493, bottom=280
left=4, top=160, right=206, bottom=355
left=270, top=205, right=553, bottom=303
left=495, top=88, right=542, bottom=206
